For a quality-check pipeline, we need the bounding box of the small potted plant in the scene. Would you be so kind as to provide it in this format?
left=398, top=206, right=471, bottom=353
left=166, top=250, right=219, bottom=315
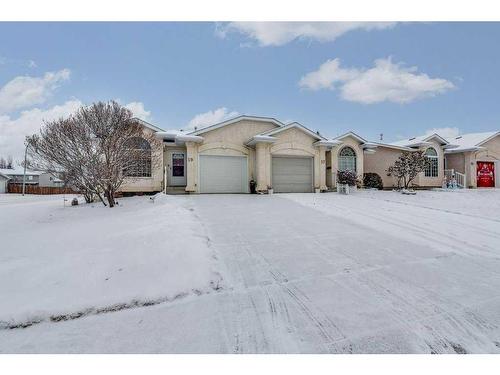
left=267, top=185, right=273, bottom=195
left=336, top=170, right=358, bottom=195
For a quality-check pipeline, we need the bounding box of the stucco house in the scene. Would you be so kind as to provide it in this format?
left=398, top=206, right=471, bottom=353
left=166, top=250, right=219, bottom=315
left=0, top=172, right=10, bottom=194
left=444, top=131, right=500, bottom=188
left=118, top=116, right=500, bottom=194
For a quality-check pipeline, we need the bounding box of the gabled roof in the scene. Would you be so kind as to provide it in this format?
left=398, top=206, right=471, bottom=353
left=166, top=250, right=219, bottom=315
left=444, top=131, right=500, bottom=153
left=188, top=115, right=284, bottom=136
left=132, top=118, right=165, bottom=132
left=259, top=122, right=325, bottom=140
left=333, top=131, right=367, bottom=144
left=391, top=133, right=449, bottom=148
left=0, top=168, right=44, bottom=176
left=0, top=172, right=10, bottom=180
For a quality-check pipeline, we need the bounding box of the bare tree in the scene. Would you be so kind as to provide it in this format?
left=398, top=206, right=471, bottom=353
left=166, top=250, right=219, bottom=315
left=387, top=150, right=430, bottom=190
left=27, top=101, right=161, bottom=207
left=0, top=156, right=13, bottom=169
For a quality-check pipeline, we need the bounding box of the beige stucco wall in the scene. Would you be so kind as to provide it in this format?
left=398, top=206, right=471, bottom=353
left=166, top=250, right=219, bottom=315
left=414, top=140, right=445, bottom=187
left=364, top=146, right=401, bottom=188
left=329, top=136, right=364, bottom=188
left=445, top=152, right=465, bottom=174
left=185, top=121, right=325, bottom=192
left=120, top=128, right=163, bottom=193
left=189, top=119, right=279, bottom=193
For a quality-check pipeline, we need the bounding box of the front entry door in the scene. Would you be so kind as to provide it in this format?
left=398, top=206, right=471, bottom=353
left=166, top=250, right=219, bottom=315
left=477, top=161, right=495, bottom=188
left=169, top=151, right=187, bottom=186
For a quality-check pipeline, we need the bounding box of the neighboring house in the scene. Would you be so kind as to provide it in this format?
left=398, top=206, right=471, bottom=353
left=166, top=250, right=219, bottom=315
left=118, top=115, right=499, bottom=194
left=444, top=131, right=500, bottom=188
left=0, top=172, right=10, bottom=194
left=0, top=168, right=64, bottom=188
left=387, top=133, right=452, bottom=188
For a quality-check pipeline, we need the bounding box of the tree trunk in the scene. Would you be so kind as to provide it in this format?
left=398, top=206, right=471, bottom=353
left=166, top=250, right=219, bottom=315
left=96, top=192, right=107, bottom=206
left=105, top=186, right=115, bottom=208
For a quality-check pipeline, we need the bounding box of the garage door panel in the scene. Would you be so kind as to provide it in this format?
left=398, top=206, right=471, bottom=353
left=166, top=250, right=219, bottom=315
left=272, top=157, right=313, bottom=193
left=199, top=155, right=248, bottom=193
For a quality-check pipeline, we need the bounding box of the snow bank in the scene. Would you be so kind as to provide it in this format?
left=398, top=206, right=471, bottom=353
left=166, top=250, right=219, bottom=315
left=0, top=194, right=223, bottom=326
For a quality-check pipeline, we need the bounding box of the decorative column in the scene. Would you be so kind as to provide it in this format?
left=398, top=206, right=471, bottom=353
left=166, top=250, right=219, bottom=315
left=319, top=145, right=327, bottom=191
left=255, top=142, right=269, bottom=192
left=185, top=141, right=198, bottom=193
left=331, top=146, right=339, bottom=187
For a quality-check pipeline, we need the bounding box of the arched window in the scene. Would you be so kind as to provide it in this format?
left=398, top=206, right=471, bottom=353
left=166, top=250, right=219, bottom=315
left=338, top=147, right=357, bottom=172
left=124, top=137, right=152, bottom=177
left=424, top=147, right=438, bottom=177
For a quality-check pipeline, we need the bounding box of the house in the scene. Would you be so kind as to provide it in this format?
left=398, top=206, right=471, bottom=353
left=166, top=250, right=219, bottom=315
left=0, top=168, right=64, bottom=189
left=444, top=131, right=500, bottom=188
left=119, top=116, right=500, bottom=194
left=0, top=172, right=10, bottom=194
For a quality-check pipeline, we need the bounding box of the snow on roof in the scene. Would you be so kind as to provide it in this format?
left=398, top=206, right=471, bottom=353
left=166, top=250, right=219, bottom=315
left=333, top=131, right=367, bottom=143
left=445, top=131, right=500, bottom=152
left=0, top=168, right=44, bottom=176
left=132, top=118, right=165, bottom=132
left=390, top=133, right=449, bottom=148
left=258, top=121, right=325, bottom=140
left=188, top=115, right=284, bottom=136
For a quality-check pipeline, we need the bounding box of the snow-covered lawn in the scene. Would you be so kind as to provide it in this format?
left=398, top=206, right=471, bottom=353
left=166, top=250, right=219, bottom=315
left=0, top=194, right=223, bottom=329
left=1, top=189, right=500, bottom=353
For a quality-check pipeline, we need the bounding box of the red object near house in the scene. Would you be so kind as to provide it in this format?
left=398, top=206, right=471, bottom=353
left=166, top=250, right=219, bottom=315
left=476, top=161, right=495, bottom=187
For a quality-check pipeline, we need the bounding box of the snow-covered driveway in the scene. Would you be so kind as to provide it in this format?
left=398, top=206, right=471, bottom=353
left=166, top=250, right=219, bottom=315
left=2, top=191, right=500, bottom=353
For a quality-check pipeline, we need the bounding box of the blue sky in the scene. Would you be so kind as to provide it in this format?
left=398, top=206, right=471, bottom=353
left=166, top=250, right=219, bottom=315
left=1, top=22, right=500, bottom=158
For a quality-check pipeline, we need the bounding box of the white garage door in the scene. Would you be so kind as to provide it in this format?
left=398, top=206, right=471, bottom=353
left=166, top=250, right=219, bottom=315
left=199, top=155, right=248, bottom=193
left=272, top=156, right=313, bottom=193
left=0, top=180, right=6, bottom=194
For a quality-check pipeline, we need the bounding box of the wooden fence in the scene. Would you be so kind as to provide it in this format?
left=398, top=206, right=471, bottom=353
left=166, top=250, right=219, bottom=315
left=7, top=183, right=75, bottom=195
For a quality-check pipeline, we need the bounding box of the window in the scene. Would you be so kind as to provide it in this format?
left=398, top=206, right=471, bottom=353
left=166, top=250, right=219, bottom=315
left=338, top=147, right=357, bottom=172
left=424, top=147, right=438, bottom=177
left=124, top=137, right=152, bottom=177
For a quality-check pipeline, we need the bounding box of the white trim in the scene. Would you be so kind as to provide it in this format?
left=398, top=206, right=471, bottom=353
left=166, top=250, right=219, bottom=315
left=333, top=131, right=367, bottom=144
left=445, top=146, right=484, bottom=154
left=423, top=133, right=449, bottom=145
left=132, top=118, right=165, bottom=132
left=245, top=135, right=277, bottom=146
left=259, top=122, right=325, bottom=140
left=188, top=115, right=284, bottom=136
left=313, top=139, right=342, bottom=148
left=168, top=150, right=187, bottom=187
left=476, top=131, right=500, bottom=147
left=364, top=142, right=413, bottom=152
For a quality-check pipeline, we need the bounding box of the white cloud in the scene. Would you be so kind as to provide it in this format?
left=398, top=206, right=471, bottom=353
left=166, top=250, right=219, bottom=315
left=186, top=107, right=239, bottom=131
left=425, top=127, right=460, bottom=139
left=27, top=60, right=37, bottom=68
left=124, top=101, right=152, bottom=122
left=0, top=100, right=83, bottom=161
left=217, top=22, right=396, bottom=47
left=0, top=69, right=71, bottom=114
left=299, top=57, right=455, bottom=104
left=299, top=59, right=358, bottom=90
